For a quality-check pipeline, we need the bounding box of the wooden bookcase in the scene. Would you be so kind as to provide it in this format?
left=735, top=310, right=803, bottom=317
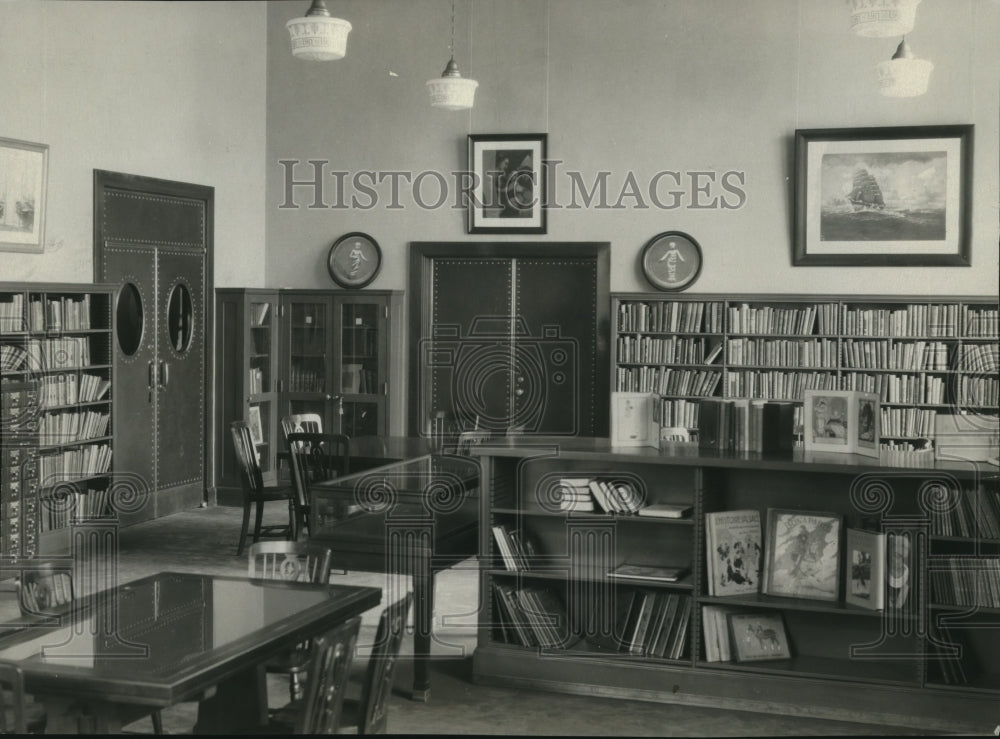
left=612, top=294, right=999, bottom=455
left=1, top=282, right=115, bottom=557
left=470, top=439, right=1000, bottom=732
left=212, top=288, right=405, bottom=503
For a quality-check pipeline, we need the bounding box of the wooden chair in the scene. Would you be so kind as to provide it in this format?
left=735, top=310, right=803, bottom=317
left=340, top=593, right=413, bottom=735
left=280, top=412, right=324, bottom=440
left=248, top=541, right=334, bottom=704
left=268, top=617, right=361, bottom=735
left=0, top=661, right=45, bottom=734
left=231, top=421, right=297, bottom=556
left=285, top=432, right=351, bottom=537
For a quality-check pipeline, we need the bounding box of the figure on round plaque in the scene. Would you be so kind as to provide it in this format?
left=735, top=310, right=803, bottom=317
left=640, top=231, right=703, bottom=291
left=328, top=232, right=382, bottom=289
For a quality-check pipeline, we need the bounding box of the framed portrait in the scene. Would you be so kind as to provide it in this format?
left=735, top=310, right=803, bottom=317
left=247, top=405, right=263, bottom=446
left=763, top=508, right=842, bottom=601
left=468, top=133, right=547, bottom=234
left=640, top=231, right=703, bottom=292
left=802, top=389, right=880, bottom=457
left=793, top=125, right=972, bottom=266
left=0, top=137, right=49, bottom=253
left=727, top=612, right=791, bottom=662
left=327, top=232, right=382, bottom=289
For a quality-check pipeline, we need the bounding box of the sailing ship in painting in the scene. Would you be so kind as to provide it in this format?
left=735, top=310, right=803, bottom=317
left=820, top=152, right=947, bottom=242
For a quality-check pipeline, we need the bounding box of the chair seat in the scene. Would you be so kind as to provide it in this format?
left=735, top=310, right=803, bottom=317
left=256, top=485, right=296, bottom=502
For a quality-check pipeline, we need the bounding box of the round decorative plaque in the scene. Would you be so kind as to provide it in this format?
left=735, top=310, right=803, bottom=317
left=327, top=232, right=382, bottom=289
left=640, top=231, right=703, bottom=292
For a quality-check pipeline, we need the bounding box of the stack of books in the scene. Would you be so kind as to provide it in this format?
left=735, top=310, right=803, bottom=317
left=554, top=477, right=692, bottom=518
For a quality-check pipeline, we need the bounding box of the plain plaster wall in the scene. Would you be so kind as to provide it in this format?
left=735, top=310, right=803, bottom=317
left=0, top=1, right=268, bottom=288
left=265, top=0, right=999, bottom=297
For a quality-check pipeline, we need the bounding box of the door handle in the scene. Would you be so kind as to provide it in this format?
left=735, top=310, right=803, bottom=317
left=160, top=361, right=170, bottom=387
left=148, top=361, right=156, bottom=403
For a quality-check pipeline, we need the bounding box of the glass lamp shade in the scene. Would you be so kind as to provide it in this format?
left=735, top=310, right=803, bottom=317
left=876, top=57, right=934, bottom=97
left=287, top=1, right=352, bottom=61
left=849, top=0, right=921, bottom=38
left=426, top=58, right=478, bottom=111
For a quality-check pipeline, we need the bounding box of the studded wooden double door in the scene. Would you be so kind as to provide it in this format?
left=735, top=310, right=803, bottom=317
left=94, top=171, right=213, bottom=522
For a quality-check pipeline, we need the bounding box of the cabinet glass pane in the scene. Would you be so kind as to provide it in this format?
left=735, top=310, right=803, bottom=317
left=342, top=401, right=378, bottom=437
left=289, top=302, right=328, bottom=393
left=340, top=303, right=379, bottom=394
left=249, top=300, right=273, bottom=394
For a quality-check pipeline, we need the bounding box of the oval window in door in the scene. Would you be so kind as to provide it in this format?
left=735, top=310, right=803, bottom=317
left=167, top=283, right=193, bottom=353
left=116, top=282, right=144, bottom=357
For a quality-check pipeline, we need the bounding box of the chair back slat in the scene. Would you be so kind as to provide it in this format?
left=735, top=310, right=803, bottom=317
left=295, top=617, right=360, bottom=735
left=358, top=593, right=413, bottom=735
left=280, top=413, right=323, bottom=442
left=248, top=541, right=333, bottom=584
left=230, top=421, right=265, bottom=495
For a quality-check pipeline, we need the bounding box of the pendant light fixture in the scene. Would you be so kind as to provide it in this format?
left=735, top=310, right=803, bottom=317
left=426, top=0, right=478, bottom=111
left=848, top=0, right=921, bottom=38
left=876, top=37, right=934, bottom=97
left=287, top=0, right=352, bottom=61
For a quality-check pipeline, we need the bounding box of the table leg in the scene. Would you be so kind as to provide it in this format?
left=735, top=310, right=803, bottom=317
left=194, top=663, right=268, bottom=733
left=411, top=554, right=434, bottom=702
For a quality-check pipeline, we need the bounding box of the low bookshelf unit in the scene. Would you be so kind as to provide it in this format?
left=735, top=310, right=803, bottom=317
left=470, top=438, right=1000, bottom=733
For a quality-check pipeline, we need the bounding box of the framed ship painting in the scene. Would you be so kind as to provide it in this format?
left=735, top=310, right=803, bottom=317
left=793, top=126, right=972, bottom=266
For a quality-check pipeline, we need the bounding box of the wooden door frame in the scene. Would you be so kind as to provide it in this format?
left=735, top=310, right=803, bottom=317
left=407, top=241, right=611, bottom=437
left=93, top=169, right=214, bottom=504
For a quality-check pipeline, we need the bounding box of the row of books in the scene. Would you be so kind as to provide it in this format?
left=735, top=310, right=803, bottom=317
left=658, top=398, right=700, bottom=429
left=39, top=372, right=110, bottom=407
left=960, top=344, right=999, bottom=373
left=728, top=303, right=830, bottom=337
left=957, top=376, right=999, bottom=407
left=0, top=294, right=25, bottom=333
left=286, top=364, right=326, bottom=393
left=38, top=411, right=110, bottom=445
left=491, top=523, right=536, bottom=571
left=928, top=623, right=975, bottom=686
left=1, top=345, right=26, bottom=371
left=929, top=557, right=1000, bottom=608
left=841, top=304, right=960, bottom=338
left=617, top=301, right=724, bottom=334
left=881, top=407, right=937, bottom=438
left=701, top=604, right=740, bottom=662
left=964, top=307, right=999, bottom=338
left=697, top=398, right=796, bottom=454
left=616, top=336, right=722, bottom=365
left=492, top=582, right=575, bottom=649
left=249, top=301, right=271, bottom=327
left=342, top=327, right=378, bottom=358
left=38, top=444, right=112, bottom=486
left=841, top=372, right=945, bottom=405
left=615, top=367, right=722, bottom=397
left=600, top=590, right=692, bottom=660
left=556, top=478, right=692, bottom=518
left=39, top=486, right=113, bottom=532
left=249, top=367, right=266, bottom=395
left=726, top=338, right=837, bottom=369
left=724, top=370, right=837, bottom=401
left=24, top=338, right=94, bottom=370
left=842, top=340, right=950, bottom=371
left=929, top=487, right=1000, bottom=539
left=28, top=296, right=93, bottom=332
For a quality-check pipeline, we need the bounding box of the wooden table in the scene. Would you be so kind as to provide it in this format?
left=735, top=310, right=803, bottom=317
left=309, top=453, right=479, bottom=701
left=0, top=571, right=380, bottom=733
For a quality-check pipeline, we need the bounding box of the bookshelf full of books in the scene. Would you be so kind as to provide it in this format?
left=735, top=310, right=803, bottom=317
left=1, top=283, right=116, bottom=558
left=613, top=294, right=999, bottom=458
left=470, top=439, right=1000, bottom=733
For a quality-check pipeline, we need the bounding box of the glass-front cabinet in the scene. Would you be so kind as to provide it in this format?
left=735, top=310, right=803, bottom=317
left=278, top=290, right=403, bottom=437
left=214, top=289, right=279, bottom=498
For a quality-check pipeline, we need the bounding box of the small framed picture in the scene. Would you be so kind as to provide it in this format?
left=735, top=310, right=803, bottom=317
left=327, top=232, right=382, bottom=289
left=727, top=612, right=791, bottom=662
left=763, top=508, right=842, bottom=601
left=803, top=389, right=880, bottom=457
left=640, top=231, right=703, bottom=292
left=467, top=133, right=547, bottom=234
left=845, top=528, right=886, bottom=610
left=0, top=137, right=49, bottom=253
left=247, top=405, right=264, bottom=446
